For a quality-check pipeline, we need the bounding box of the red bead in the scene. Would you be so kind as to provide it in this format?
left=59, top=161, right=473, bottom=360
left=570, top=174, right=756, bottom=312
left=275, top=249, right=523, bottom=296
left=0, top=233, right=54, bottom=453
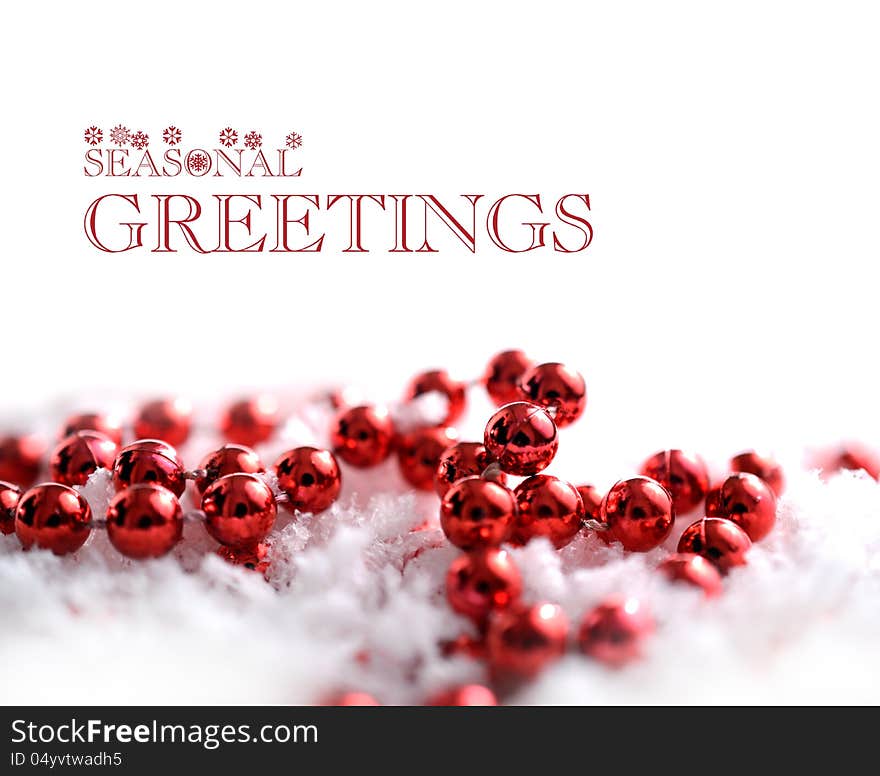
left=730, top=450, right=785, bottom=496
left=639, top=449, right=709, bottom=515
left=602, top=477, right=674, bottom=552
left=484, top=402, right=558, bottom=476
left=195, top=444, right=264, bottom=496
left=657, top=553, right=723, bottom=596
left=518, top=362, right=586, bottom=427
left=14, top=483, right=92, bottom=555
left=106, top=484, right=183, bottom=559
left=324, top=692, right=380, bottom=706
left=434, top=441, right=504, bottom=498
left=112, top=440, right=186, bottom=497
left=677, top=517, right=751, bottom=573
left=274, top=446, right=342, bottom=513
left=219, top=396, right=279, bottom=447
left=0, top=434, right=45, bottom=487
left=59, top=412, right=124, bottom=446
left=133, top=398, right=192, bottom=447
left=217, top=541, right=271, bottom=574
left=426, top=685, right=497, bottom=706
left=706, top=472, right=777, bottom=542
left=0, top=480, right=23, bottom=535
left=440, top=476, right=516, bottom=550
left=446, top=548, right=522, bottom=624
left=575, top=484, right=604, bottom=521
left=704, top=484, right=721, bottom=515
left=512, top=475, right=584, bottom=548
left=404, top=369, right=467, bottom=426
left=827, top=444, right=880, bottom=480
left=487, top=602, right=569, bottom=678
left=331, top=405, right=395, bottom=468
left=483, top=349, right=533, bottom=407
left=201, top=473, right=277, bottom=548
left=49, top=431, right=119, bottom=487
left=396, top=426, right=458, bottom=491
left=578, top=597, right=653, bottom=666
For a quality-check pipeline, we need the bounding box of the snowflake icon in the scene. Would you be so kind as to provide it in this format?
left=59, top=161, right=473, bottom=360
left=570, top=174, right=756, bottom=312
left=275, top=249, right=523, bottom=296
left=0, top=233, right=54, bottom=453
left=285, top=131, right=303, bottom=150
left=243, top=131, right=262, bottom=150
left=84, top=126, right=103, bottom=146
left=187, top=151, right=210, bottom=174
left=129, top=130, right=149, bottom=150
left=109, top=125, right=130, bottom=146
left=162, top=126, right=182, bottom=145
left=219, top=127, right=238, bottom=148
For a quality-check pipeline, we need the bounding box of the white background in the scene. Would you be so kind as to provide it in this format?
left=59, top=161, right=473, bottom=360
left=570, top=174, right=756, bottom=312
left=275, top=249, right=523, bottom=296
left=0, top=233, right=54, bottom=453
left=2, top=0, right=879, bottom=452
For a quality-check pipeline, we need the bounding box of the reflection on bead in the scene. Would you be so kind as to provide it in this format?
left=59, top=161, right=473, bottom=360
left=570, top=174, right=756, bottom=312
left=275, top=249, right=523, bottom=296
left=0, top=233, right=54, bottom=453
left=677, top=517, right=751, bottom=573
left=487, top=602, right=569, bottom=678
left=404, top=369, right=467, bottom=426
left=440, top=476, right=516, bottom=550
left=434, top=441, right=503, bottom=498
left=112, top=440, right=186, bottom=497
left=397, top=426, right=458, bottom=491
left=49, top=431, right=119, bottom=487
left=14, top=482, right=92, bottom=555
left=730, top=450, right=785, bottom=496
left=60, top=412, right=124, bottom=446
left=0, top=434, right=45, bottom=488
left=217, top=541, right=270, bottom=574
left=219, top=396, right=279, bottom=447
left=518, top=362, right=586, bottom=427
left=133, top=398, right=192, bottom=447
left=639, top=449, right=709, bottom=515
left=705, top=472, right=777, bottom=541
left=106, top=484, right=183, bottom=559
left=201, top=473, right=276, bottom=548
left=195, top=444, right=264, bottom=496
left=0, top=480, right=23, bottom=535
left=426, top=685, right=497, bottom=706
left=512, top=475, right=584, bottom=548
left=274, top=447, right=341, bottom=513
left=601, top=477, right=674, bottom=552
left=446, top=548, right=522, bottom=624
left=483, top=350, right=533, bottom=407
left=578, top=597, right=653, bottom=666
left=657, top=553, right=723, bottom=596
left=484, top=402, right=558, bottom=476
left=331, top=405, right=395, bottom=468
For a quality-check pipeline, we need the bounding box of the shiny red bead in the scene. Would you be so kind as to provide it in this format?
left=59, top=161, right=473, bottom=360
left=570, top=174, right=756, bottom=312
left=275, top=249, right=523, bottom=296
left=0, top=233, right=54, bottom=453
left=487, top=602, right=569, bottom=678
left=518, top=362, right=586, bottom=427
left=827, top=444, right=880, bottom=480
left=217, top=542, right=271, bottom=574
left=657, top=553, right=723, bottom=596
left=434, top=441, right=504, bottom=498
left=446, top=548, right=522, bottom=624
left=512, top=475, right=584, bottom=548
left=14, top=482, right=92, bottom=555
left=133, top=398, right=192, bottom=447
left=201, top=473, right=277, bottom=548
left=440, top=476, right=516, bottom=550
left=274, top=446, right=342, bottom=513
left=575, top=484, right=604, bottom=522
left=195, top=444, right=264, bottom=496
left=324, top=692, right=380, bottom=706
left=59, top=412, right=124, bottom=446
left=331, top=405, right=395, bottom=468
left=730, top=450, right=785, bottom=496
left=706, top=472, right=777, bottom=542
left=404, top=369, right=467, bottom=426
left=639, top=449, right=709, bottom=515
left=484, top=402, right=558, bottom=476
left=49, top=431, right=119, bottom=487
left=0, top=434, right=45, bottom=488
left=112, top=440, right=186, bottom=497
left=426, top=685, right=497, bottom=706
left=578, top=597, right=653, bottom=667
left=0, top=480, right=23, bottom=535
left=106, top=484, right=183, bottom=559
left=219, top=396, right=279, bottom=447
left=602, top=477, right=674, bottom=552
left=677, top=517, right=751, bottom=573
left=483, top=349, right=533, bottom=407
left=396, top=426, right=458, bottom=491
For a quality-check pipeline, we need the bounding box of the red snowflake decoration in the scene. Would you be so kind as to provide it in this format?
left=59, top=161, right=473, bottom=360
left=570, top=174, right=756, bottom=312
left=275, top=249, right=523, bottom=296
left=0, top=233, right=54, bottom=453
left=243, top=131, right=262, bottom=150
left=285, top=131, right=303, bottom=150
left=219, top=127, right=238, bottom=148
left=187, top=152, right=210, bottom=174
left=109, top=125, right=130, bottom=146
left=130, top=130, right=149, bottom=150
left=83, top=126, right=103, bottom=146
left=162, top=126, right=182, bottom=146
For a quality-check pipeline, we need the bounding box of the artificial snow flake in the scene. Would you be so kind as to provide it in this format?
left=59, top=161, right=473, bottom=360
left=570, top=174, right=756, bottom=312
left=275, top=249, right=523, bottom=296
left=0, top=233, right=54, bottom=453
left=285, top=131, right=303, bottom=150
left=162, top=126, right=182, bottom=145
left=83, top=126, right=103, bottom=146
left=219, top=127, right=238, bottom=148
left=129, top=130, right=149, bottom=150
left=109, top=125, right=130, bottom=146
left=187, top=151, right=209, bottom=173
left=243, top=131, right=262, bottom=150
